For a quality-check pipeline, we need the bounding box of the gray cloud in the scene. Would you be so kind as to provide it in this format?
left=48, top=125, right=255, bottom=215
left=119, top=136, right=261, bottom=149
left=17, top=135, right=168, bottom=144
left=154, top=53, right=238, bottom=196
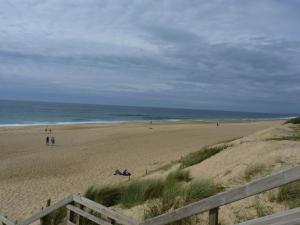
left=0, top=0, right=300, bottom=113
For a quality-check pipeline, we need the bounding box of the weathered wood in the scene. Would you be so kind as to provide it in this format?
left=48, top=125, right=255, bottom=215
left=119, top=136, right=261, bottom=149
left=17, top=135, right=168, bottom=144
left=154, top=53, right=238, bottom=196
left=272, top=219, right=300, bottom=225
left=40, top=199, right=51, bottom=225
left=142, top=166, right=300, bottom=225
left=73, top=194, right=139, bottom=225
left=235, top=207, right=300, bottom=225
left=75, top=203, right=84, bottom=225
left=209, top=208, right=219, bottom=225
left=19, top=194, right=73, bottom=225
left=0, top=212, right=15, bottom=225
left=67, top=205, right=112, bottom=225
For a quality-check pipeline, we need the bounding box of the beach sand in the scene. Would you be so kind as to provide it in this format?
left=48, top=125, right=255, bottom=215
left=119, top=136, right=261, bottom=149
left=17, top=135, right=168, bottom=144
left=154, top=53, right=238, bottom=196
left=0, top=120, right=282, bottom=220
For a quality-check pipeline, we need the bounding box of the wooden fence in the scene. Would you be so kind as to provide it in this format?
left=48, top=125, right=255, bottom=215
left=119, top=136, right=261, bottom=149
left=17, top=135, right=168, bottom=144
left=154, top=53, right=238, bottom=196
left=1, top=165, right=300, bottom=225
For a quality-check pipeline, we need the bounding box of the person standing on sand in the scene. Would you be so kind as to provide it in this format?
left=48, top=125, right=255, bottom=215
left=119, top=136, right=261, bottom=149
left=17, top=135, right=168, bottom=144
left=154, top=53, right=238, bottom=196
left=51, top=136, right=55, bottom=145
left=46, top=136, right=50, bottom=145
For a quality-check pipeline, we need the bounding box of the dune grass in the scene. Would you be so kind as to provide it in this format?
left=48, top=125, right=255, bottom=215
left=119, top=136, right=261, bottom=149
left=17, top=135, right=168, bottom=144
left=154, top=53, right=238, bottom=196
left=120, top=179, right=165, bottom=208
left=166, top=169, right=192, bottom=183
left=244, top=163, right=268, bottom=182
left=267, top=125, right=300, bottom=141
left=284, top=116, right=300, bottom=124
left=85, top=185, right=124, bottom=207
left=85, top=168, right=222, bottom=215
left=41, top=207, right=67, bottom=225
left=179, top=144, right=231, bottom=168
left=277, top=181, right=300, bottom=209
left=144, top=178, right=222, bottom=220
left=184, top=180, right=223, bottom=204
left=85, top=169, right=193, bottom=208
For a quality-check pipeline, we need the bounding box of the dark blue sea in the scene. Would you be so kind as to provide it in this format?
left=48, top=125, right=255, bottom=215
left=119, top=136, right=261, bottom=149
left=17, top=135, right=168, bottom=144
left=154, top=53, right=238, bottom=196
left=0, top=100, right=295, bottom=126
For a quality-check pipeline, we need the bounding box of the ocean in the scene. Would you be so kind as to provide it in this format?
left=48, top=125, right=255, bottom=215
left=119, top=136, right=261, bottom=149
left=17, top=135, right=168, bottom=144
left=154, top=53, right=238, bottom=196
left=0, top=100, right=295, bottom=126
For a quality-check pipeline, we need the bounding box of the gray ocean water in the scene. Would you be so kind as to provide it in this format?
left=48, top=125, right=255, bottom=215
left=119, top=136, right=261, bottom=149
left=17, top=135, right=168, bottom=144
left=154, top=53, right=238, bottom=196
left=0, top=100, right=295, bottom=126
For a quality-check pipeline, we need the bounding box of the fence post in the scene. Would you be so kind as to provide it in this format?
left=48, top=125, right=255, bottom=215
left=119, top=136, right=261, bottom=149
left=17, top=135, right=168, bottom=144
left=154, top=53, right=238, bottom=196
left=67, top=203, right=76, bottom=224
left=75, top=204, right=84, bottom=225
left=40, top=199, right=51, bottom=225
left=209, top=207, right=219, bottom=225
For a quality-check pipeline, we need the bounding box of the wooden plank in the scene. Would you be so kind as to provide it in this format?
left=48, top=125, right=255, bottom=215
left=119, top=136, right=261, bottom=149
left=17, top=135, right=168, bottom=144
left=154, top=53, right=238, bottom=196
left=67, top=205, right=112, bottom=225
left=0, top=212, right=15, bottom=225
left=235, top=207, right=300, bottom=225
left=19, top=194, right=73, bottom=225
left=142, top=166, right=300, bottom=225
left=73, top=194, right=139, bottom=225
left=209, top=208, right=218, bottom=225
left=271, top=219, right=300, bottom=225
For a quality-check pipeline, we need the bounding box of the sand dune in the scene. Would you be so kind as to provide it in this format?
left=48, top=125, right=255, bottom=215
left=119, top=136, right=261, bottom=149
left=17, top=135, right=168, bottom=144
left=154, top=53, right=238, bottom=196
left=0, top=120, right=281, bottom=220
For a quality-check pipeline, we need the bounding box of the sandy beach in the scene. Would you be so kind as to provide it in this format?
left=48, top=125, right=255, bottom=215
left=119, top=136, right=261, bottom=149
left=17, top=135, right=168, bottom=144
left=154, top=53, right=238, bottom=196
left=0, top=120, right=282, bottom=220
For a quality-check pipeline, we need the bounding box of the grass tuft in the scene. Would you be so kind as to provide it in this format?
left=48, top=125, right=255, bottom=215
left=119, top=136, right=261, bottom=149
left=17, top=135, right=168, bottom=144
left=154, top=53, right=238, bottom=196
left=144, top=178, right=221, bottom=220
left=166, top=169, right=192, bottom=183
left=253, top=197, right=273, bottom=217
left=180, top=145, right=231, bottom=168
left=184, top=180, right=219, bottom=204
left=85, top=185, right=124, bottom=207
left=244, top=163, right=267, bottom=182
left=121, top=179, right=164, bottom=208
left=277, top=181, right=300, bottom=209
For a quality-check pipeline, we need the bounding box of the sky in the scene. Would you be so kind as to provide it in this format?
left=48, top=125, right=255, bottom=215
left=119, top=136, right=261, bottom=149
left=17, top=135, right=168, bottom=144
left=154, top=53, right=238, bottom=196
left=0, top=0, right=300, bottom=113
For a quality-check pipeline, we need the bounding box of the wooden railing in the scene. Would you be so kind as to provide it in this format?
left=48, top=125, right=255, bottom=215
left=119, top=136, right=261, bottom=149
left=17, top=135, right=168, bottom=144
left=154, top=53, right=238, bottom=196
left=1, top=165, right=300, bottom=225
left=141, top=165, right=300, bottom=225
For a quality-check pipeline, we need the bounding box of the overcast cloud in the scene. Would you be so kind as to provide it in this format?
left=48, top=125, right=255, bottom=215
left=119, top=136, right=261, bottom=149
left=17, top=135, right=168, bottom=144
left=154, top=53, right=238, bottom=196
left=0, top=0, right=300, bottom=113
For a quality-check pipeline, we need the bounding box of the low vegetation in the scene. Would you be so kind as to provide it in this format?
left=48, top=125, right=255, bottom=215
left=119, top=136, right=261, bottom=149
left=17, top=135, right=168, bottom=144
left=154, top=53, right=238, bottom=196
left=244, top=163, right=268, bottom=182
left=85, top=169, right=206, bottom=209
left=277, top=181, right=300, bottom=209
left=253, top=197, right=273, bottom=217
left=184, top=180, right=223, bottom=204
left=284, top=116, right=300, bottom=124
left=267, top=125, right=300, bottom=141
left=144, top=179, right=222, bottom=220
left=41, top=207, right=67, bottom=225
left=180, top=145, right=231, bottom=168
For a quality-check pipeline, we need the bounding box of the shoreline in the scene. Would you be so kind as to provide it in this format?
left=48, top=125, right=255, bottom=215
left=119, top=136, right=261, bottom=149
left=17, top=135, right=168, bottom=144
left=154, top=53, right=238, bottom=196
left=0, top=118, right=288, bottom=128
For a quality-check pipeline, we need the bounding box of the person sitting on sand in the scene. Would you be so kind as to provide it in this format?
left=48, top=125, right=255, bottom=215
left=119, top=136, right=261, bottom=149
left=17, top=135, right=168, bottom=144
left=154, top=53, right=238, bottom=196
left=114, top=169, right=131, bottom=176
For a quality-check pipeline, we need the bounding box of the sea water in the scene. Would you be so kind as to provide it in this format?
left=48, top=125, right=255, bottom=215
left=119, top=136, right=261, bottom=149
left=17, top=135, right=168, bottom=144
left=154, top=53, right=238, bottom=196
left=0, top=99, right=294, bottom=126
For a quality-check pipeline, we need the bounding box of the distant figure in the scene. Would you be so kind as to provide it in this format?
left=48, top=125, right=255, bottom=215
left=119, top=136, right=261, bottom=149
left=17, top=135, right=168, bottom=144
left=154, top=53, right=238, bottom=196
left=114, top=169, right=131, bottom=176
left=45, top=127, right=48, bottom=133
left=49, top=128, right=52, bottom=134
left=217, top=122, right=219, bottom=127
left=51, top=136, right=55, bottom=145
left=149, top=120, right=153, bottom=129
left=46, top=136, right=50, bottom=145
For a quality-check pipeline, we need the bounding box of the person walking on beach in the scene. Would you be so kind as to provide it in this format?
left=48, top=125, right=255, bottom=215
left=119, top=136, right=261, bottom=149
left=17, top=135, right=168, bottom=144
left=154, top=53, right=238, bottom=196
left=51, top=136, right=55, bottom=145
left=46, top=136, right=50, bottom=145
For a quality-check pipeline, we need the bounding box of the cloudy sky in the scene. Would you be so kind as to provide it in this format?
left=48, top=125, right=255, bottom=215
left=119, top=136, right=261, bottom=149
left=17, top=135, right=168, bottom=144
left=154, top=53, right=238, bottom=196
left=0, top=0, right=300, bottom=113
